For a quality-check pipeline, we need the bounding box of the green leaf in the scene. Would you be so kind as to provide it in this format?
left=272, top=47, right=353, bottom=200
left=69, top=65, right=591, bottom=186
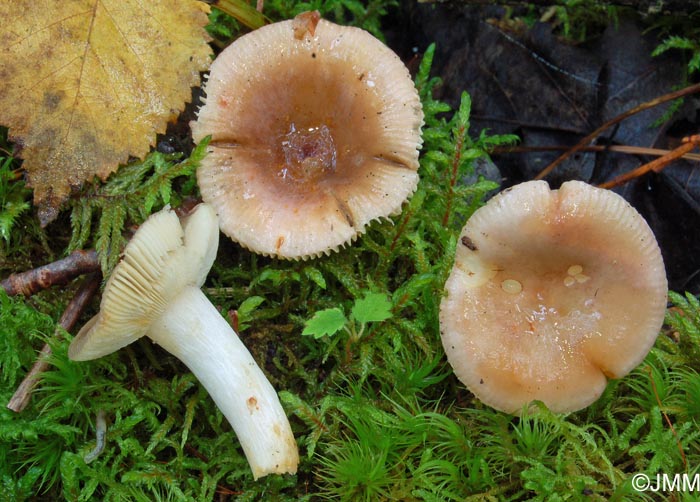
left=351, top=293, right=393, bottom=324
left=0, top=200, right=28, bottom=242
left=303, top=266, right=327, bottom=289
left=392, top=273, right=436, bottom=311
left=235, top=296, right=265, bottom=331
left=652, top=35, right=696, bottom=56
left=455, top=91, right=472, bottom=131
left=690, top=50, right=700, bottom=75
left=302, top=308, right=347, bottom=339
left=0, top=155, right=30, bottom=243
left=237, top=296, right=265, bottom=316
left=279, top=391, right=326, bottom=458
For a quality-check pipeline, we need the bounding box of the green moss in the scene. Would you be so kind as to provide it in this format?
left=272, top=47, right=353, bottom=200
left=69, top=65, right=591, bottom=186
left=2, top=7, right=700, bottom=501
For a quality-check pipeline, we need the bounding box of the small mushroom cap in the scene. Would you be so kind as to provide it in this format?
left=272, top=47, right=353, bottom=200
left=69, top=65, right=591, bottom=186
left=191, top=14, right=423, bottom=260
left=439, top=180, right=668, bottom=413
left=69, top=204, right=219, bottom=361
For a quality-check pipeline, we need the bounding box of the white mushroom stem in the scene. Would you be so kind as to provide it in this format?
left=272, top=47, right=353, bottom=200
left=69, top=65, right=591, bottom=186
left=147, top=285, right=298, bottom=479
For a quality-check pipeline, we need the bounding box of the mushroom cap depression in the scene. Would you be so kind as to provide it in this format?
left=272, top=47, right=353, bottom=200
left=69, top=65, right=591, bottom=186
left=191, top=13, right=423, bottom=260
left=69, top=204, right=219, bottom=360
left=439, top=180, right=668, bottom=414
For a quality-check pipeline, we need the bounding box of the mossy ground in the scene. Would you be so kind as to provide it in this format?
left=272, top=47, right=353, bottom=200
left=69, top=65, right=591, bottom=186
left=2, top=2, right=700, bottom=501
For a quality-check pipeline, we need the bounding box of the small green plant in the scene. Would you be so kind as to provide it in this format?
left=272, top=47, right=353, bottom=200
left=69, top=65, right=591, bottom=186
left=665, top=291, right=700, bottom=366
left=653, top=35, right=700, bottom=76
left=264, top=0, right=397, bottom=39
left=206, top=0, right=399, bottom=42
left=302, top=291, right=393, bottom=340
left=545, top=0, right=618, bottom=42
left=4, top=6, right=700, bottom=499
left=206, top=6, right=243, bottom=41
left=648, top=11, right=700, bottom=124
left=68, top=138, right=209, bottom=275
left=0, top=154, right=30, bottom=245
left=650, top=4, right=700, bottom=80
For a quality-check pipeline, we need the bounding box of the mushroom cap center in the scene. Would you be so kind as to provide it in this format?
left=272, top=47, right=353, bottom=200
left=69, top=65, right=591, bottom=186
left=279, top=123, right=337, bottom=182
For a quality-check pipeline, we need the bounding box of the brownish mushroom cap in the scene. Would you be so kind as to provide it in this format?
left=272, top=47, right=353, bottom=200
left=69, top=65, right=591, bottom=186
left=439, top=180, right=668, bottom=413
left=191, top=12, right=423, bottom=260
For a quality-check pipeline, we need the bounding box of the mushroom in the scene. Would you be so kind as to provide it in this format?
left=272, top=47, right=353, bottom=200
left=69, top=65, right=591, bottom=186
left=68, top=204, right=298, bottom=479
left=439, top=180, right=668, bottom=413
left=190, top=11, right=423, bottom=260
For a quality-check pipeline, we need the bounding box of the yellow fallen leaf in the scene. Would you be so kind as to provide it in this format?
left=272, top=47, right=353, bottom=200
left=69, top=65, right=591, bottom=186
left=0, top=0, right=212, bottom=224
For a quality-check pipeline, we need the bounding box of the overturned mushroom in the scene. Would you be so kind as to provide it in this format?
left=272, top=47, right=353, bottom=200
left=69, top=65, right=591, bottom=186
left=439, top=180, right=668, bottom=413
left=191, top=12, right=423, bottom=259
left=69, top=204, right=298, bottom=479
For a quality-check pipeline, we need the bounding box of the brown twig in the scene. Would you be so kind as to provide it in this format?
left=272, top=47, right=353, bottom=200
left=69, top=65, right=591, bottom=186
left=598, top=135, right=700, bottom=189
left=534, top=82, right=700, bottom=180
left=1, top=249, right=99, bottom=297
left=493, top=143, right=700, bottom=162
left=7, top=271, right=102, bottom=413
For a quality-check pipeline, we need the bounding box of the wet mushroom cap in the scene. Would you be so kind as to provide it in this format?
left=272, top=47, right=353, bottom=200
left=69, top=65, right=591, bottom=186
left=191, top=14, right=423, bottom=259
left=439, top=180, right=668, bottom=414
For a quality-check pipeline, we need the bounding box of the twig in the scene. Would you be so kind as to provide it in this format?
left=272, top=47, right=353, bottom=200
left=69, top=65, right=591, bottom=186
left=1, top=249, right=99, bottom=297
left=598, top=135, right=700, bottom=189
left=534, top=83, right=700, bottom=180
left=493, top=143, right=700, bottom=162
left=7, top=271, right=102, bottom=413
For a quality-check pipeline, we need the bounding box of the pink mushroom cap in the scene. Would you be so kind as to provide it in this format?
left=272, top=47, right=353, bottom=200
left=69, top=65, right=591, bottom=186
left=191, top=13, right=423, bottom=260
left=440, top=180, right=668, bottom=413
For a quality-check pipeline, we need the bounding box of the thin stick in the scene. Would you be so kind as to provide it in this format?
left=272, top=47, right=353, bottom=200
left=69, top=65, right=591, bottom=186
left=2, top=249, right=99, bottom=297
left=493, top=143, right=700, bottom=162
left=7, top=271, right=102, bottom=413
left=598, top=135, right=700, bottom=189
left=534, top=82, right=700, bottom=180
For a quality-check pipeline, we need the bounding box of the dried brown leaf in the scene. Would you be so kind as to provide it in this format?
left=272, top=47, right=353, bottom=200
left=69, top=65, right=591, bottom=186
left=0, top=0, right=212, bottom=224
